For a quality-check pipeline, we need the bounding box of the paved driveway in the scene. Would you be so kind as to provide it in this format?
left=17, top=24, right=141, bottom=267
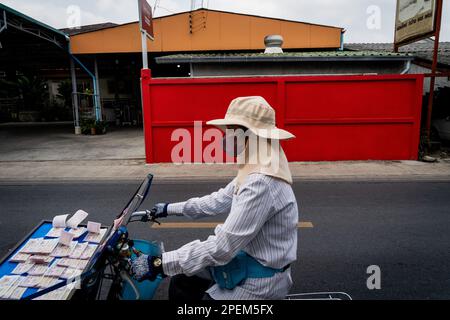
left=0, top=123, right=145, bottom=161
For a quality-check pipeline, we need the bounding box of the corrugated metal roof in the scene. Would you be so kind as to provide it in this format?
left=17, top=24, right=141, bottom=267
left=346, top=41, right=450, bottom=67
left=60, top=23, right=118, bottom=36
left=156, top=51, right=412, bottom=64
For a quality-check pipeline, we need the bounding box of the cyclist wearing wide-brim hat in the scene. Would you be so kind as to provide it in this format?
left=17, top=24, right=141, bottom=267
left=131, top=96, right=299, bottom=300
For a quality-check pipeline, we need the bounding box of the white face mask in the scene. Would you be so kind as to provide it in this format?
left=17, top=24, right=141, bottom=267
left=223, top=130, right=247, bottom=157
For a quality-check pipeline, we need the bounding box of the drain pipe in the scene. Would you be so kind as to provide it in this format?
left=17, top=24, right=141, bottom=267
left=69, top=52, right=102, bottom=122
left=339, top=30, right=344, bottom=51
left=401, top=60, right=412, bottom=74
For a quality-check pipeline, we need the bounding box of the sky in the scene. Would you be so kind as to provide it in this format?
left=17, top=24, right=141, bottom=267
left=1, top=0, right=449, bottom=43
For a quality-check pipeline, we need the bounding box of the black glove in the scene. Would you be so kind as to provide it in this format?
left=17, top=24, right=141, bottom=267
left=151, top=203, right=169, bottom=219
left=130, top=254, right=164, bottom=282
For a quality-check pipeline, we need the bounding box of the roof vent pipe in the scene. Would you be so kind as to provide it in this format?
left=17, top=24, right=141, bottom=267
left=264, top=35, right=284, bottom=54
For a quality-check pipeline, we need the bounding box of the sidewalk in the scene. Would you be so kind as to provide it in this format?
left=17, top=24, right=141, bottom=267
left=1, top=159, right=450, bottom=182
left=3, top=123, right=449, bottom=182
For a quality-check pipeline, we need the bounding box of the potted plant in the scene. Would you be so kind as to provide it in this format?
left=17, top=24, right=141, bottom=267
left=80, top=118, right=96, bottom=135
left=94, top=120, right=108, bottom=135
left=80, top=119, right=108, bottom=135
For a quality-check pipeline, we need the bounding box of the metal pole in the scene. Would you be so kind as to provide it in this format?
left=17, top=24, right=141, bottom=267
left=70, top=58, right=81, bottom=135
left=393, top=0, right=399, bottom=53
left=426, top=0, right=443, bottom=145
left=94, top=57, right=102, bottom=121
left=141, top=31, right=148, bottom=69
left=138, top=0, right=148, bottom=69
left=0, top=10, right=7, bottom=34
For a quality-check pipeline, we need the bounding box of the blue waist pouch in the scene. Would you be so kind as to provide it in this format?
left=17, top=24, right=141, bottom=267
left=210, top=251, right=285, bottom=290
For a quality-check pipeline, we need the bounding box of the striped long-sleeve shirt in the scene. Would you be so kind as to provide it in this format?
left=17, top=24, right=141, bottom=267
left=162, top=173, right=299, bottom=300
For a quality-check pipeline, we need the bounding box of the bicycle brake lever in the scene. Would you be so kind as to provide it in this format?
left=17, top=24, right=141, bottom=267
left=140, top=210, right=153, bottom=222
left=150, top=217, right=161, bottom=225
left=139, top=210, right=161, bottom=225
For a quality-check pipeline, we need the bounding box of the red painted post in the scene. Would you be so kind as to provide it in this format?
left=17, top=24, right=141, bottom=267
left=141, top=69, right=154, bottom=163
left=425, top=0, right=443, bottom=143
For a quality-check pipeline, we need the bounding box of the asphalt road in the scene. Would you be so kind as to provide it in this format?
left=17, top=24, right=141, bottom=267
left=0, top=179, right=449, bottom=300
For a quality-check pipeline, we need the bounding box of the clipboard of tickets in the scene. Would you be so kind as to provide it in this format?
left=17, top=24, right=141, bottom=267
left=0, top=220, right=110, bottom=300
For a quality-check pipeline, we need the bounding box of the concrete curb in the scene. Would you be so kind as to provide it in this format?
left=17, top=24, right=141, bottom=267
left=1, top=160, right=450, bottom=182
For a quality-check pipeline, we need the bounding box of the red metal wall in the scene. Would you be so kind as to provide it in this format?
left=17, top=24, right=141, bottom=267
left=141, top=69, right=424, bottom=163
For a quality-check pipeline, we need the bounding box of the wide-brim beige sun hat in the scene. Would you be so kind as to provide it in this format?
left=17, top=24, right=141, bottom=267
left=207, top=96, right=296, bottom=140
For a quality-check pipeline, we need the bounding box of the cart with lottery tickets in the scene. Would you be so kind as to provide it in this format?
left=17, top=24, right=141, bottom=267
left=0, top=174, right=162, bottom=300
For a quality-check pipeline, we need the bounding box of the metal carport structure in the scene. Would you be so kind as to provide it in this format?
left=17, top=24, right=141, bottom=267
left=0, top=3, right=101, bottom=130
left=0, top=3, right=69, bottom=66
left=0, top=3, right=69, bottom=119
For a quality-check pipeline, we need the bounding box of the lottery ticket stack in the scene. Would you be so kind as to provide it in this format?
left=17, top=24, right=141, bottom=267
left=0, top=210, right=107, bottom=300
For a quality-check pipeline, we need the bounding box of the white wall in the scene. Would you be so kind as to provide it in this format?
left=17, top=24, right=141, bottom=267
left=408, top=63, right=450, bottom=93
